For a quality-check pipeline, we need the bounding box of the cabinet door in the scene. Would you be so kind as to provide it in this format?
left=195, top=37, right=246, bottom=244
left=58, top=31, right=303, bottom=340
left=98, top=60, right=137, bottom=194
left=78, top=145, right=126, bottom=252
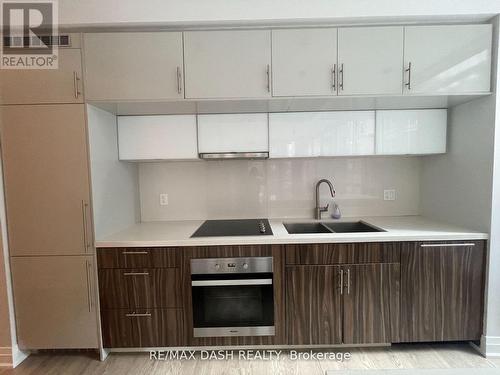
left=400, top=241, right=485, bottom=342
left=1, top=104, right=92, bottom=256
left=0, top=49, right=83, bottom=104
left=286, top=266, right=342, bottom=345
left=84, top=32, right=184, bottom=100
left=184, top=30, right=271, bottom=99
left=197, top=113, right=268, bottom=153
left=10, top=256, right=98, bottom=349
left=272, top=28, right=337, bottom=96
left=375, top=109, right=447, bottom=155
left=117, top=115, right=198, bottom=160
left=338, top=27, right=403, bottom=95
left=404, top=25, right=492, bottom=94
left=343, top=264, right=400, bottom=344
left=269, top=111, right=375, bottom=158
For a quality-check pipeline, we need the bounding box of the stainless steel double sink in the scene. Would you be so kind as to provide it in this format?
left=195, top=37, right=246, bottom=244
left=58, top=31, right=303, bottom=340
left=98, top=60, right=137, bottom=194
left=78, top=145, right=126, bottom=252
left=283, top=221, right=385, bottom=234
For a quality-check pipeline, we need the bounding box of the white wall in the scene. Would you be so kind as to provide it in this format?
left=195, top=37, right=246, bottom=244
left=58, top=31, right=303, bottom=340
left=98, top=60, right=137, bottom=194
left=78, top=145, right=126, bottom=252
left=87, top=105, right=140, bottom=238
left=139, top=157, right=421, bottom=221
left=484, top=16, right=500, bottom=356
left=59, top=0, right=500, bottom=28
left=420, top=96, right=495, bottom=232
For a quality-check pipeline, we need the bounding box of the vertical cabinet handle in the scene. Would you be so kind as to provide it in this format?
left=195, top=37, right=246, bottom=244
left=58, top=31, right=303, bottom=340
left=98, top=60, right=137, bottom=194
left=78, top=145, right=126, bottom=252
left=346, top=268, right=351, bottom=295
left=176, top=66, right=182, bottom=94
left=266, top=64, right=270, bottom=93
left=405, top=62, right=412, bottom=90
left=73, top=71, right=81, bottom=98
left=331, top=64, right=336, bottom=92
left=339, top=268, right=344, bottom=295
left=339, top=64, right=344, bottom=91
left=85, top=260, right=93, bottom=312
left=81, top=200, right=91, bottom=252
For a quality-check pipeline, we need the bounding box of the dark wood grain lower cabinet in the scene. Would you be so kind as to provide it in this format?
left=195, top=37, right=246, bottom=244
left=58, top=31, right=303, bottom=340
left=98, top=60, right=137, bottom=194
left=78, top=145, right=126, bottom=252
left=286, top=266, right=342, bottom=345
left=342, top=263, right=400, bottom=344
left=101, top=309, right=185, bottom=347
left=98, top=268, right=182, bottom=309
left=400, top=241, right=485, bottom=342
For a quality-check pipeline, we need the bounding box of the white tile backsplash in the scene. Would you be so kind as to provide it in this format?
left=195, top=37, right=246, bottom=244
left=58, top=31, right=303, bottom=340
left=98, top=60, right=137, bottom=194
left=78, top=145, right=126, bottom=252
left=139, top=156, right=421, bottom=221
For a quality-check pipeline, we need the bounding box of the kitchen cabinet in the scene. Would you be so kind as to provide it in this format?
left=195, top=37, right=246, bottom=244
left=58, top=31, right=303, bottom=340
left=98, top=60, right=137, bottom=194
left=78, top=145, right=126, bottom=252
left=10, top=256, right=98, bottom=349
left=271, top=28, right=338, bottom=97
left=376, top=109, right=447, bottom=155
left=403, top=25, right=492, bottom=94
left=338, top=27, right=404, bottom=95
left=400, top=241, right=485, bottom=342
left=269, top=111, right=375, bottom=158
left=117, top=115, right=198, bottom=160
left=83, top=32, right=184, bottom=100
left=286, top=265, right=342, bottom=345
left=343, top=263, right=400, bottom=344
left=184, top=30, right=272, bottom=99
left=101, top=308, right=185, bottom=348
left=1, top=104, right=93, bottom=256
left=197, top=113, right=269, bottom=154
left=97, top=247, right=187, bottom=347
left=285, top=242, right=400, bottom=345
left=0, top=48, right=84, bottom=105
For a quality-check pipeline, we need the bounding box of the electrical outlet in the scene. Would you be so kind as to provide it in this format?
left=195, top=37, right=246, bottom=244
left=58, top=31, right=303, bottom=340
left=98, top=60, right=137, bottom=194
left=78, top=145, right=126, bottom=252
left=384, top=189, right=396, bottom=201
left=159, top=193, right=169, bottom=206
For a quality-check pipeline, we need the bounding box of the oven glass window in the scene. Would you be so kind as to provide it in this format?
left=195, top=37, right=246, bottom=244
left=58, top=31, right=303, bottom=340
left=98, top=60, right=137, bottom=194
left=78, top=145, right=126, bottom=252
left=192, top=283, right=274, bottom=328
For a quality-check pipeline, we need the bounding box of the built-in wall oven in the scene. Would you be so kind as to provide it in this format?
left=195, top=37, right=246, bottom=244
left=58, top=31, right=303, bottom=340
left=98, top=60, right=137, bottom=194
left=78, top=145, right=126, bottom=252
left=191, top=256, right=275, bottom=337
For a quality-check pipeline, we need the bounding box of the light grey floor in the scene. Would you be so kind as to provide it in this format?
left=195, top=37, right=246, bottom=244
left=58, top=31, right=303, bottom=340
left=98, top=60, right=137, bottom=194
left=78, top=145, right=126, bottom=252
left=0, top=343, right=499, bottom=374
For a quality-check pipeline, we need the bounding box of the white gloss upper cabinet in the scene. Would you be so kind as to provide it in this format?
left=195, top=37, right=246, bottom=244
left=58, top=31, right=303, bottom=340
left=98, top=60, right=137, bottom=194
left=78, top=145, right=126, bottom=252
left=404, top=25, right=492, bottom=94
left=272, top=28, right=338, bottom=97
left=184, top=30, right=272, bottom=99
left=118, top=115, right=198, bottom=160
left=376, top=109, right=447, bottom=155
left=198, top=113, right=269, bottom=153
left=84, top=32, right=184, bottom=100
left=338, top=27, right=404, bottom=96
left=269, top=111, right=375, bottom=158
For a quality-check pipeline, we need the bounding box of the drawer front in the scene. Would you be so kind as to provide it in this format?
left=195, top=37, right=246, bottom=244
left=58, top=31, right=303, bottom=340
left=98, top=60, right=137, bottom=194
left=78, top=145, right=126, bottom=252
left=98, top=268, right=182, bottom=309
left=97, top=248, right=180, bottom=268
left=285, top=243, right=351, bottom=265
left=285, top=243, right=401, bottom=265
left=351, top=242, right=401, bottom=263
left=101, top=308, right=185, bottom=347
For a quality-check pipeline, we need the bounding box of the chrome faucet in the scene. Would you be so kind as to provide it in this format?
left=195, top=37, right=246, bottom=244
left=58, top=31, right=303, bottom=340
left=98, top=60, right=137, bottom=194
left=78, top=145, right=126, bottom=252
left=315, top=179, right=336, bottom=220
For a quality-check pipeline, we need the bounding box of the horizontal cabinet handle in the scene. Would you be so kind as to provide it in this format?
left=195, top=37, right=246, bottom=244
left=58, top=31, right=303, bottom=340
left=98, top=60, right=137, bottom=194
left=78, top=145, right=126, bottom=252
left=122, top=251, right=148, bottom=255
left=192, top=279, right=272, bottom=287
left=420, top=243, right=475, bottom=248
left=126, top=313, right=152, bottom=317
left=123, top=272, right=150, bottom=276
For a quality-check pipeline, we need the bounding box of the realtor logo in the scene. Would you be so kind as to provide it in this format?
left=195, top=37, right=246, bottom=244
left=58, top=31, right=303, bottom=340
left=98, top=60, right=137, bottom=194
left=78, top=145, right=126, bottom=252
left=1, top=0, right=58, bottom=69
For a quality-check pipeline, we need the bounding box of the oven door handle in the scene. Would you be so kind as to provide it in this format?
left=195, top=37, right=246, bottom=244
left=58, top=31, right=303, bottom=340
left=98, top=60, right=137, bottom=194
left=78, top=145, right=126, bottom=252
left=191, top=278, right=273, bottom=286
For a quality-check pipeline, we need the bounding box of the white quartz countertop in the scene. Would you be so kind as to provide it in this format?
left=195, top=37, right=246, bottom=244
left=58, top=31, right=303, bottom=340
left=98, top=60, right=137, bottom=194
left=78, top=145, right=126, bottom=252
left=95, top=216, right=488, bottom=248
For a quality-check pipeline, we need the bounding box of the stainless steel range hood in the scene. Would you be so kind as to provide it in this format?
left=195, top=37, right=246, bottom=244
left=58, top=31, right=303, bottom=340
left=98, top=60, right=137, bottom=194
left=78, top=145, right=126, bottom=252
left=199, top=152, right=269, bottom=160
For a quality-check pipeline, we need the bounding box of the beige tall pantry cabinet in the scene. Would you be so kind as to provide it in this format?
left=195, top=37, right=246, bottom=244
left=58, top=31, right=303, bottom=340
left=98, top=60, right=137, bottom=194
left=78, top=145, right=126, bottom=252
left=0, top=35, right=99, bottom=349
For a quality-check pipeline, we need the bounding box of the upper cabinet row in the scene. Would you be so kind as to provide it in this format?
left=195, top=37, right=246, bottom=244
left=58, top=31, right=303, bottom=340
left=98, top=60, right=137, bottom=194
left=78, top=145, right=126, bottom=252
left=83, top=24, right=492, bottom=101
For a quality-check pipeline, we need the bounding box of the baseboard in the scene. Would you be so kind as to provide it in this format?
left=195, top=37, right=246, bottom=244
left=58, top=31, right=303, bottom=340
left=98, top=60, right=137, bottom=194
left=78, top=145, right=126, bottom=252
left=483, top=335, right=500, bottom=357
left=11, top=344, right=29, bottom=368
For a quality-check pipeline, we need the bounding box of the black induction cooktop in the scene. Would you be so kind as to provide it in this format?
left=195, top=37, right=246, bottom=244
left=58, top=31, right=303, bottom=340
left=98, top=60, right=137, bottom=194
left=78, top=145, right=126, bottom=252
left=191, top=219, right=273, bottom=237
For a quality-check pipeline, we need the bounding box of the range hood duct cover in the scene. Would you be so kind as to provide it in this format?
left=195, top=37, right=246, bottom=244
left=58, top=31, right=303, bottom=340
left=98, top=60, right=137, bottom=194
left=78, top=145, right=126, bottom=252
left=199, top=152, right=269, bottom=160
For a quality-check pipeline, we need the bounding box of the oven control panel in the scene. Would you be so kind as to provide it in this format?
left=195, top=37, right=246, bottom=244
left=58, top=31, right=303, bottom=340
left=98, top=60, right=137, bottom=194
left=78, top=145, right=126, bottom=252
left=191, top=256, right=273, bottom=274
